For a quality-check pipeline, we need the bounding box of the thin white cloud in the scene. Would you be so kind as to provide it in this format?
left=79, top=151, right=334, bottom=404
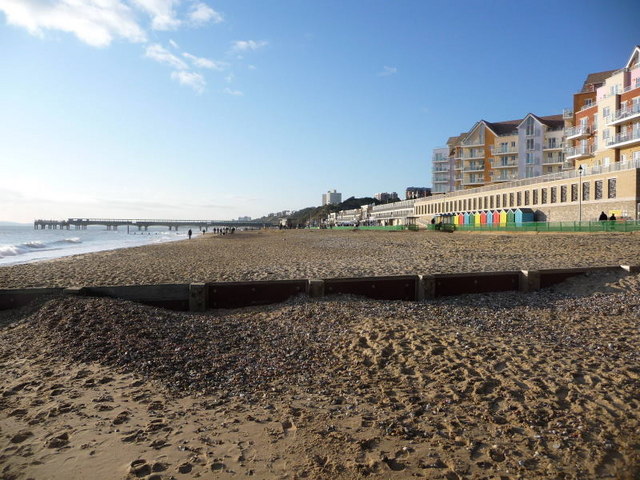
left=145, top=43, right=188, bottom=69
left=188, top=2, right=222, bottom=25
left=130, top=0, right=180, bottom=30
left=183, top=52, right=226, bottom=70
left=169, top=38, right=179, bottom=49
left=171, top=70, right=205, bottom=93
left=225, top=72, right=235, bottom=83
left=223, top=87, right=243, bottom=96
left=0, top=0, right=147, bottom=47
left=378, top=66, right=397, bottom=77
left=230, top=40, right=268, bottom=53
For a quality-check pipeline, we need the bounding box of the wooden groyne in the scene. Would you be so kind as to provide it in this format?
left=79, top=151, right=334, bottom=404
left=1, top=265, right=637, bottom=312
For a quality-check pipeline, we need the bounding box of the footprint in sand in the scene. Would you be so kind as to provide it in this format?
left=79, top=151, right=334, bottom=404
left=10, top=430, right=33, bottom=444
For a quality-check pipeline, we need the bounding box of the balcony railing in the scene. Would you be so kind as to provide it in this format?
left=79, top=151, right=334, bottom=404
left=491, top=160, right=517, bottom=168
left=463, top=163, right=485, bottom=172
left=461, top=151, right=485, bottom=159
left=491, top=146, right=517, bottom=155
left=565, top=125, right=591, bottom=139
left=542, top=156, right=564, bottom=164
left=606, top=129, right=640, bottom=148
left=543, top=142, right=563, bottom=150
left=493, top=174, right=518, bottom=182
left=463, top=178, right=485, bottom=185
left=564, top=145, right=594, bottom=159
left=607, top=103, right=640, bottom=126
left=432, top=156, right=450, bottom=163
left=433, top=165, right=450, bottom=172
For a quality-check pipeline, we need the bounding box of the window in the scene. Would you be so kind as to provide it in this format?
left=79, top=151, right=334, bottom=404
left=595, top=180, right=603, bottom=200
left=533, top=189, right=539, bottom=204
left=582, top=182, right=590, bottom=201
left=541, top=188, right=547, bottom=204
left=490, top=196, right=494, bottom=209
left=585, top=98, right=593, bottom=107
left=526, top=139, right=534, bottom=150
left=517, top=192, right=522, bottom=207
left=603, top=106, right=610, bottom=117
left=509, top=193, right=514, bottom=207
left=561, top=185, right=567, bottom=203
left=571, top=184, right=578, bottom=202
left=524, top=191, right=530, bottom=206
left=496, top=195, right=501, bottom=208
left=503, top=193, right=507, bottom=207
left=526, top=117, right=534, bottom=136
left=551, top=187, right=557, bottom=203
left=608, top=178, right=617, bottom=198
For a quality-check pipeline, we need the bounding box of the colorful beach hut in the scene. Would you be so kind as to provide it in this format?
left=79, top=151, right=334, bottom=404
left=486, top=210, right=494, bottom=225
left=499, top=210, right=508, bottom=226
left=492, top=210, right=501, bottom=225
left=506, top=209, right=516, bottom=224
left=463, top=212, right=470, bottom=225
left=453, top=214, right=459, bottom=226
left=473, top=212, right=481, bottom=226
left=514, top=208, right=535, bottom=225
left=457, top=213, right=464, bottom=225
left=480, top=211, right=487, bottom=225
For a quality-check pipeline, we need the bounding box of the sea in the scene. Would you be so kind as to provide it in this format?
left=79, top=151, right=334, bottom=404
left=0, top=224, right=188, bottom=267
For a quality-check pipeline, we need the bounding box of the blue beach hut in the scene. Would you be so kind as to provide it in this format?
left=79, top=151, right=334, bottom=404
left=486, top=210, right=494, bottom=225
left=463, top=212, right=470, bottom=225
left=514, top=208, right=535, bottom=225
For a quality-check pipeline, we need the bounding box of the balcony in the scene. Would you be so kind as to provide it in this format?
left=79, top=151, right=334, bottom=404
left=461, top=150, right=485, bottom=159
left=433, top=178, right=450, bottom=184
left=542, top=156, right=564, bottom=165
left=565, top=125, right=591, bottom=140
left=606, top=129, right=640, bottom=149
left=543, top=141, right=563, bottom=150
left=491, top=146, right=517, bottom=155
left=463, top=162, right=485, bottom=172
left=493, top=174, right=518, bottom=182
left=463, top=179, right=485, bottom=186
left=432, top=156, right=450, bottom=163
left=461, top=138, right=484, bottom=147
left=564, top=145, right=594, bottom=160
left=606, top=103, right=640, bottom=126
left=491, top=159, right=517, bottom=169
left=433, top=165, right=450, bottom=172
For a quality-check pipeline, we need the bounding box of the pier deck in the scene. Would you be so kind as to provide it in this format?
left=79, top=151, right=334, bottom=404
left=34, top=218, right=266, bottom=231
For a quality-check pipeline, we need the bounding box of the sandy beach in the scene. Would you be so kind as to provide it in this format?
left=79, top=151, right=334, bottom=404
left=1, top=229, right=640, bottom=288
left=1, top=229, right=640, bottom=479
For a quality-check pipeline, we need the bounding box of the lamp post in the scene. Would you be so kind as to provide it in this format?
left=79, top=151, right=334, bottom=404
left=578, top=165, right=584, bottom=224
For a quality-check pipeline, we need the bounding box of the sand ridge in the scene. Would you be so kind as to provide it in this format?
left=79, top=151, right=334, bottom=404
left=1, top=277, right=640, bottom=479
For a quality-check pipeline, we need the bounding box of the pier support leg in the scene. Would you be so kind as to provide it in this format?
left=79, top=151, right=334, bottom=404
left=519, top=270, right=540, bottom=293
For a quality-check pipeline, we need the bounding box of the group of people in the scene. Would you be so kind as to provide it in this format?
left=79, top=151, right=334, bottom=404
left=188, top=227, right=236, bottom=239
left=598, top=211, right=617, bottom=221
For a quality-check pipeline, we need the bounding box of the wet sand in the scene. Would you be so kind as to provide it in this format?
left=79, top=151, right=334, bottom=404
left=1, top=229, right=640, bottom=479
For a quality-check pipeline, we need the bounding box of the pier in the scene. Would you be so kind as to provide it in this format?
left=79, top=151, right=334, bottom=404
left=34, top=218, right=266, bottom=231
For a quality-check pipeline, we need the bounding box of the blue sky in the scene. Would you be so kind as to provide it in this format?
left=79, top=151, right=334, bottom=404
left=0, top=0, right=638, bottom=222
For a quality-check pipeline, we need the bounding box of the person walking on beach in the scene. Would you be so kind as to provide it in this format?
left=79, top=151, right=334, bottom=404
left=188, top=229, right=192, bottom=239
left=599, top=211, right=608, bottom=221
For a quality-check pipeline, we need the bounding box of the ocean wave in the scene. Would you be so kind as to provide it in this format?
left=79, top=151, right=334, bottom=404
left=0, top=238, right=82, bottom=259
left=54, top=237, right=82, bottom=244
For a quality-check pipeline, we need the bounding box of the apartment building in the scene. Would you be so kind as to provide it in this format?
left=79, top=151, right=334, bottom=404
left=431, top=147, right=452, bottom=193
left=435, top=114, right=564, bottom=191
left=564, top=46, right=640, bottom=171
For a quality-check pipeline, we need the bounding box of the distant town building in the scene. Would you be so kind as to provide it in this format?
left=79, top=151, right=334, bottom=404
left=431, top=146, right=453, bottom=193
left=237, top=216, right=252, bottom=221
left=322, top=189, right=342, bottom=206
left=374, top=192, right=400, bottom=203
left=405, top=187, right=432, bottom=200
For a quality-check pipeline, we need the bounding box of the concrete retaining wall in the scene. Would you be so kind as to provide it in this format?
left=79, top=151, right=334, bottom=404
left=0, top=265, right=637, bottom=312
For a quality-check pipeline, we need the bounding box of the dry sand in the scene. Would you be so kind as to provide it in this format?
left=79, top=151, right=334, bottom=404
left=1, top=229, right=640, bottom=479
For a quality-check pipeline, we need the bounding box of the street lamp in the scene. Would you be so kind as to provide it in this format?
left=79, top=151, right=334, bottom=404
left=578, top=164, right=584, bottom=224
